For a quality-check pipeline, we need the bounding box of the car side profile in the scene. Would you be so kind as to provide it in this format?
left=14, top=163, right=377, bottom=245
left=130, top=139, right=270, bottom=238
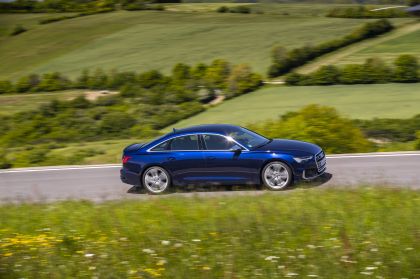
left=120, top=124, right=326, bottom=194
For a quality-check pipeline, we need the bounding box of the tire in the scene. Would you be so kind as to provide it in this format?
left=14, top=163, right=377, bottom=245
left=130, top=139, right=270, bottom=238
left=142, top=166, right=171, bottom=195
left=261, top=161, right=293, bottom=190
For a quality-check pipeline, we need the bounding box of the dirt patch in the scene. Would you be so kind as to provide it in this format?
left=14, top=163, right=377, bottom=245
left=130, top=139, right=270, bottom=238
left=83, top=90, right=118, bottom=101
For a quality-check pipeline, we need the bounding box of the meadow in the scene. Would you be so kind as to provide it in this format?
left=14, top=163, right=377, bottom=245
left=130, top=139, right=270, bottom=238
left=0, top=4, right=412, bottom=80
left=0, top=187, right=418, bottom=278
left=169, top=83, right=420, bottom=129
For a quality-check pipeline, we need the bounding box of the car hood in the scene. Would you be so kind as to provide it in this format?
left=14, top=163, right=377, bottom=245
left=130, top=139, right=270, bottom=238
left=255, top=139, right=321, bottom=155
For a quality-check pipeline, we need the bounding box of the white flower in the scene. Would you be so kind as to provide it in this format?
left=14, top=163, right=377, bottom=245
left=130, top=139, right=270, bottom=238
left=84, top=253, right=95, bottom=258
left=89, top=266, right=96, bottom=270
left=405, top=247, right=413, bottom=251
left=307, top=275, right=318, bottom=278
left=192, top=239, right=201, bottom=242
left=298, top=254, right=306, bottom=259
left=286, top=272, right=299, bottom=277
left=365, top=267, right=377, bottom=270
left=265, top=256, right=279, bottom=261
left=360, top=271, right=373, bottom=275
left=157, top=259, right=167, bottom=265
left=174, top=243, right=183, bottom=248
left=161, top=240, right=170, bottom=245
left=307, top=244, right=316, bottom=249
left=277, top=265, right=285, bottom=269
left=142, top=248, right=155, bottom=254
left=370, top=248, right=378, bottom=252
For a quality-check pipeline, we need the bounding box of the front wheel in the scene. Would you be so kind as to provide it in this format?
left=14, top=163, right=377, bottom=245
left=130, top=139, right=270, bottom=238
left=261, top=161, right=293, bottom=190
left=142, top=166, right=171, bottom=194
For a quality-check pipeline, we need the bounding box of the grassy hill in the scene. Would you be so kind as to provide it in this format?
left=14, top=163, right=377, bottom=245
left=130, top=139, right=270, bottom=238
left=0, top=4, right=412, bottom=80
left=167, top=83, right=420, bottom=130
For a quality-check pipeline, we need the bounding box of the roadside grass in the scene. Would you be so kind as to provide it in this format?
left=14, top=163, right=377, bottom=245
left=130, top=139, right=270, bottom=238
left=0, top=90, right=84, bottom=116
left=0, top=187, right=418, bottom=278
left=0, top=6, right=412, bottom=79
left=296, top=21, right=420, bottom=74
left=168, top=83, right=420, bottom=129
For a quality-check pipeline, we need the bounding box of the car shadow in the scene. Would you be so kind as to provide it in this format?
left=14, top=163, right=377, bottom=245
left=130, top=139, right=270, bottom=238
left=127, top=172, right=333, bottom=195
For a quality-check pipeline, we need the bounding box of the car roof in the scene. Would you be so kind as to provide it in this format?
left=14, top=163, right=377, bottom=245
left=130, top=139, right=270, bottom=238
left=172, top=124, right=242, bottom=136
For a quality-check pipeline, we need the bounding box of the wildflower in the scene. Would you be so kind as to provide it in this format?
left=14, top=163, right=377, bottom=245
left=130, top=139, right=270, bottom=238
left=360, top=271, right=373, bottom=275
left=298, top=254, right=306, bottom=259
left=174, top=243, right=183, bottom=248
left=370, top=248, right=378, bottom=252
left=277, top=265, right=285, bottom=269
left=265, top=256, right=279, bottom=261
left=405, top=247, right=413, bottom=251
left=365, top=267, right=377, bottom=270
left=84, top=253, right=95, bottom=258
left=286, top=272, right=299, bottom=277
left=156, top=259, right=167, bottom=266
left=192, top=239, right=201, bottom=242
left=307, top=275, right=318, bottom=278
left=374, top=261, right=382, bottom=266
left=89, top=266, right=96, bottom=270
left=161, top=240, right=170, bottom=246
left=142, top=249, right=155, bottom=254
left=202, top=266, right=211, bottom=270
left=307, top=244, right=316, bottom=249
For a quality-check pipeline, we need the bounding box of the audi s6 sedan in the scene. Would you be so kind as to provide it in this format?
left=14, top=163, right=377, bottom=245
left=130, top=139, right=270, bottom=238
left=120, top=124, right=326, bottom=194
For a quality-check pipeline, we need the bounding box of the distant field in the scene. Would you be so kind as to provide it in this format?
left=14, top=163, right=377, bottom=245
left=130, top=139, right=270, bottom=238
left=0, top=90, right=84, bottom=116
left=0, top=4, right=412, bottom=79
left=297, top=21, right=420, bottom=73
left=169, top=83, right=420, bottom=129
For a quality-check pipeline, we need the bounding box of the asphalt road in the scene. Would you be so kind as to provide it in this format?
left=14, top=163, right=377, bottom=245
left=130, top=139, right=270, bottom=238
left=0, top=152, right=419, bottom=203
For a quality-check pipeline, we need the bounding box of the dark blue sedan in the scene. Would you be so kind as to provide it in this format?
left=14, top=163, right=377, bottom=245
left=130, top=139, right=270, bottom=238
left=120, top=124, right=326, bottom=194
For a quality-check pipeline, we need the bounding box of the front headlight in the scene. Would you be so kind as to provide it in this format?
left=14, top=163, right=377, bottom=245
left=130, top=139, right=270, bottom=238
left=293, top=156, right=313, bottom=163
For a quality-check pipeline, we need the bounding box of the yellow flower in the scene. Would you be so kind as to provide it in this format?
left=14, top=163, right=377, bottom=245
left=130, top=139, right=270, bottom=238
left=3, top=252, right=13, bottom=257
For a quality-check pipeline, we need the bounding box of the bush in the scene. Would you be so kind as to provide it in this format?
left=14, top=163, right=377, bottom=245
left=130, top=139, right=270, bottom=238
left=310, top=65, right=340, bottom=85
left=249, top=105, right=372, bottom=154
left=226, top=64, right=262, bottom=98
left=10, top=25, right=27, bottom=36
left=0, top=81, right=13, bottom=94
left=393, top=54, right=419, bottom=83
left=216, top=6, right=228, bottom=13
left=416, top=131, right=420, bottom=150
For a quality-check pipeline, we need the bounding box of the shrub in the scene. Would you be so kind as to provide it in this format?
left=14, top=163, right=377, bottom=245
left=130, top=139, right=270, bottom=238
left=327, top=6, right=410, bottom=18
left=0, top=80, right=13, bottom=94
left=216, top=6, right=228, bottom=13
left=226, top=64, right=262, bottom=98
left=393, top=54, right=419, bottom=83
left=416, top=131, right=420, bottom=150
left=10, top=25, right=27, bottom=36
left=249, top=105, right=372, bottom=154
left=230, top=6, right=251, bottom=14
left=310, top=65, right=340, bottom=85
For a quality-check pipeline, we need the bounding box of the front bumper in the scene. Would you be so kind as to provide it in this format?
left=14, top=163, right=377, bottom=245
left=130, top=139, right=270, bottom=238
left=298, top=150, right=327, bottom=180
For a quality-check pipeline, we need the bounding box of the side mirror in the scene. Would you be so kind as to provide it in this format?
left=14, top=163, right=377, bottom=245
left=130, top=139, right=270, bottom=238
left=230, top=147, right=242, bottom=154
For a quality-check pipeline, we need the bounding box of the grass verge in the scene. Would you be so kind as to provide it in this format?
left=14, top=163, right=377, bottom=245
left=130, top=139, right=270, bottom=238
left=0, top=187, right=418, bottom=278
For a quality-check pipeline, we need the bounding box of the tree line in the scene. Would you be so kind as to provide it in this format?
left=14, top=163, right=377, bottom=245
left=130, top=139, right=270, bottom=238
left=285, top=55, right=419, bottom=85
left=327, top=6, right=411, bottom=18
left=0, top=0, right=179, bottom=13
left=0, top=60, right=262, bottom=148
left=268, top=19, right=394, bottom=78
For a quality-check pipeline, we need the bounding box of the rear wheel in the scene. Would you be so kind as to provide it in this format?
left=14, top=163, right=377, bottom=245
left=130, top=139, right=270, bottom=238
left=261, top=161, right=292, bottom=190
left=142, top=166, right=171, bottom=194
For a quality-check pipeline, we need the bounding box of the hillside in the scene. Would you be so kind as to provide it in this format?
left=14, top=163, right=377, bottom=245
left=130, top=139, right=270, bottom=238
left=0, top=4, right=412, bottom=79
left=167, top=83, right=420, bottom=129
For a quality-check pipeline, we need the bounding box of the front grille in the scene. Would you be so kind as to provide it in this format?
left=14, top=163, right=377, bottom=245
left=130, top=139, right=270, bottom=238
left=315, top=150, right=326, bottom=172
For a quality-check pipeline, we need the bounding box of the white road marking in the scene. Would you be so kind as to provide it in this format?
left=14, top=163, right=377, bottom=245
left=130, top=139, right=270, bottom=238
left=1, top=152, right=419, bottom=174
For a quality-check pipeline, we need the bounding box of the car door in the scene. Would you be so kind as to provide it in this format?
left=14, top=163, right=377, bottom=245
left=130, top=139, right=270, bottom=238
left=201, top=134, right=256, bottom=183
left=159, top=134, right=206, bottom=184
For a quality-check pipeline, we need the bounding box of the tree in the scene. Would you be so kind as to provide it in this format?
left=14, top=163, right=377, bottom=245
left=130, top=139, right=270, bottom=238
left=77, top=69, right=90, bottom=88
left=363, top=57, right=392, bottom=83
left=87, top=68, right=108, bottom=89
left=15, top=75, right=35, bottom=92
left=339, top=64, right=366, bottom=84
left=226, top=64, right=262, bottom=98
left=249, top=105, right=372, bottom=154
left=37, top=72, right=70, bottom=91
left=393, top=55, right=418, bottom=83
left=204, top=59, right=230, bottom=89
left=172, top=63, right=191, bottom=83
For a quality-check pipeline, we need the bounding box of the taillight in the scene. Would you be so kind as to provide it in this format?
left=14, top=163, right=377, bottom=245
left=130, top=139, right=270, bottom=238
left=122, top=155, right=132, bottom=164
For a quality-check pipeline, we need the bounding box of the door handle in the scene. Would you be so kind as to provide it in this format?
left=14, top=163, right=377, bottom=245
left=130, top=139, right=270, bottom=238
left=206, top=156, right=216, bottom=160
left=167, top=157, right=176, bottom=161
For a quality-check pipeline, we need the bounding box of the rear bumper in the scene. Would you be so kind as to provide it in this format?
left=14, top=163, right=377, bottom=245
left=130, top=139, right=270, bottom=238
left=120, top=168, right=140, bottom=186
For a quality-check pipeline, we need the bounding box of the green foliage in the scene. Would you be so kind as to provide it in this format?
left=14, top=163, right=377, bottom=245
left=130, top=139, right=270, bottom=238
left=9, top=24, right=27, bottom=36
left=393, top=54, right=419, bottom=82
left=216, top=5, right=250, bottom=14
left=226, top=64, right=262, bottom=98
left=269, top=19, right=394, bottom=78
left=327, top=6, right=411, bottom=18
left=416, top=131, right=420, bottom=150
left=286, top=55, right=417, bottom=85
left=204, top=59, right=231, bottom=90
left=249, top=105, right=372, bottom=154
left=355, top=114, right=420, bottom=142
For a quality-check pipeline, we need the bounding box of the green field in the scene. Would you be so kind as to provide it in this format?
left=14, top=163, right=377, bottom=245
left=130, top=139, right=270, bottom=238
left=169, top=83, right=420, bottom=129
left=0, top=90, right=85, bottom=116
left=297, top=21, right=420, bottom=74
left=1, top=187, right=418, bottom=278
left=0, top=4, right=412, bottom=80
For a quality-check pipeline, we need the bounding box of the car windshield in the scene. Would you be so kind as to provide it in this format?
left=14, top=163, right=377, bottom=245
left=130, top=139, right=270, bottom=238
left=228, top=128, right=270, bottom=149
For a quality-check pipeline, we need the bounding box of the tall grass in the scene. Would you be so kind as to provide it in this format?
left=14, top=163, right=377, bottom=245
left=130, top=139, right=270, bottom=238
left=0, top=187, right=418, bottom=278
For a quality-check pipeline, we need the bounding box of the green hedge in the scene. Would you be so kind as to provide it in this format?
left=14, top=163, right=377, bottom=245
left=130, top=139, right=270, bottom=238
left=327, top=6, right=411, bottom=18
left=285, top=55, right=419, bottom=86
